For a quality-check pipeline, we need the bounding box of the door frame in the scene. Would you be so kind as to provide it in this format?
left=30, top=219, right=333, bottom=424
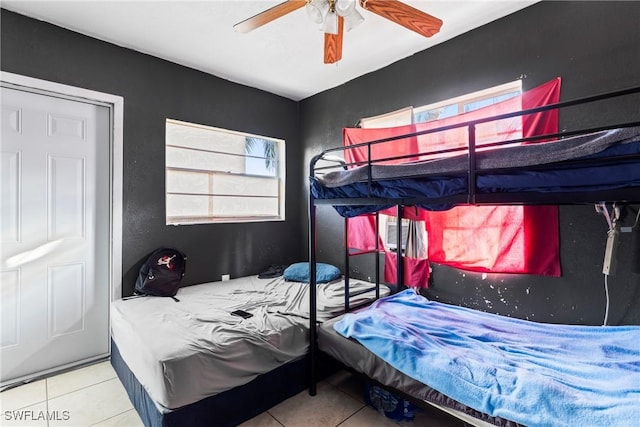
left=1, top=72, right=123, bottom=353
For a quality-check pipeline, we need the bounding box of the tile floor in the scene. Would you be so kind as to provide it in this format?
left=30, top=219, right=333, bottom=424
left=0, top=361, right=141, bottom=427
left=1, top=361, right=464, bottom=427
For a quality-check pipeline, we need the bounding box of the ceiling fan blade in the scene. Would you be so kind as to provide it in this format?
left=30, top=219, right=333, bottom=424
left=360, top=0, right=443, bottom=38
left=324, top=17, right=344, bottom=64
left=234, top=0, right=306, bottom=33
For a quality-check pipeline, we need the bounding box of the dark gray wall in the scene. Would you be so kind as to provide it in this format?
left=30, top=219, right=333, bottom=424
left=299, top=1, right=640, bottom=325
left=1, top=9, right=302, bottom=296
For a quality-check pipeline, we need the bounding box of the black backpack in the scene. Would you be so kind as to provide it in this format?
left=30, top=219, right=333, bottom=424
left=134, top=248, right=186, bottom=300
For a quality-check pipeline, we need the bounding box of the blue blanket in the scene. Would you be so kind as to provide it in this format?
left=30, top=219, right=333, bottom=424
left=334, top=290, right=640, bottom=427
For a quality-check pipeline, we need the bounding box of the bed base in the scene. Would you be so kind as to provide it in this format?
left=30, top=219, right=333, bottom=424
left=351, top=367, right=509, bottom=427
left=111, top=339, right=341, bottom=427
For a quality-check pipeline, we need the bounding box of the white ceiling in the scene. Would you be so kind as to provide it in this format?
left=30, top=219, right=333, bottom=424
left=2, top=0, right=539, bottom=101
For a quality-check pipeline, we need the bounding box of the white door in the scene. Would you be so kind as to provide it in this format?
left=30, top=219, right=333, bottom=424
left=1, top=86, right=110, bottom=386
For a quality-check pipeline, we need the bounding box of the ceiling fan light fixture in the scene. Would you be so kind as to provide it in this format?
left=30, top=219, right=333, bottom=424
left=343, top=8, right=364, bottom=31
left=306, top=0, right=329, bottom=24
left=323, top=10, right=339, bottom=34
left=335, top=0, right=356, bottom=17
left=233, top=0, right=442, bottom=64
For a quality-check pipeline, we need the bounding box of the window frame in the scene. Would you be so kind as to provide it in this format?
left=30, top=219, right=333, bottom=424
left=412, top=80, right=522, bottom=124
left=381, top=215, right=410, bottom=252
left=165, top=118, right=286, bottom=225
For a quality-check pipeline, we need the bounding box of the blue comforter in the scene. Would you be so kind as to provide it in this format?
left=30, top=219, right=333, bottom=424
left=334, top=290, right=640, bottom=427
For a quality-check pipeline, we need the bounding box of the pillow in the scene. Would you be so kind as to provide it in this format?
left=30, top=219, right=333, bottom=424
left=283, top=262, right=341, bottom=284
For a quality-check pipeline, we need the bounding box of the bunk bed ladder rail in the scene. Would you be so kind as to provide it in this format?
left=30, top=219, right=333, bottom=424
left=367, top=140, right=373, bottom=196
left=343, top=212, right=382, bottom=312
left=396, top=205, right=404, bottom=291
left=376, top=212, right=380, bottom=299
left=344, top=217, right=350, bottom=312
left=467, top=124, right=477, bottom=204
left=308, top=154, right=320, bottom=396
left=309, top=155, right=383, bottom=396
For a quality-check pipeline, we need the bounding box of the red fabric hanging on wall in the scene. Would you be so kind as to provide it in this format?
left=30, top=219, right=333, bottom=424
left=522, top=78, right=563, bottom=142
left=343, top=123, right=418, bottom=166
left=345, top=78, right=562, bottom=284
left=423, top=78, right=561, bottom=276
left=425, top=204, right=560, bottom=275
left=346, top=214, right=383, bottom=254
left=384, top=252, right=430, bottom=287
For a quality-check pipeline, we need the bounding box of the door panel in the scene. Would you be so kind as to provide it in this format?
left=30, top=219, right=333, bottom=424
left=0, top=87, right=110, bottom=385
left=48, top=155, right=86, bottom=239
left=0, top=150, right=20, bottom=242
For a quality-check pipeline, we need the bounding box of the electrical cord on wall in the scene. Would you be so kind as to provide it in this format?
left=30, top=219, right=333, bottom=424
left=600, top=205, right=640, bottom=325
left=631, top=207, right=640, bottom=230
left=603, top=274, right=610, bottom=326
left=596, top=202, right=621, bottom=326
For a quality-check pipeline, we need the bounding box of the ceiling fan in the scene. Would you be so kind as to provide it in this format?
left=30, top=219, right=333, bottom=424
left=234, top=0, right=443, bottom=64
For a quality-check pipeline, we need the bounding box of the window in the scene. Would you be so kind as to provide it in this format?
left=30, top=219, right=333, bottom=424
left=359, top=106, right=414, bottom=128
left=165, top=119, right=285, bottom=225
left=412, top=80, right=522, bottom=124
left=381, top=216, right=410, bottom=251
left=344, top=79, right=560, bottom=283
left=352, top=81, right=524, bottom=161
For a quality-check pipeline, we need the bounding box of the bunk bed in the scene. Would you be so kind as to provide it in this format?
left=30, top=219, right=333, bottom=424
left=110, top=274, right=389, bottom=427
left=307, top=86, right=640, bottom=427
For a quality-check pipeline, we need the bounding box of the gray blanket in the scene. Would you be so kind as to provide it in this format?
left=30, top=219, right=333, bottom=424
left=318, top=126, right=640, bottom=188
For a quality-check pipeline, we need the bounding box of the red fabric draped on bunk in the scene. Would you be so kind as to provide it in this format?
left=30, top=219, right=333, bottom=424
left=343, top=79, right=562, bottom=287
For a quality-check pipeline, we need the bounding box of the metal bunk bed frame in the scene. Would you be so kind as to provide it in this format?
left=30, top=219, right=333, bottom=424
left=307, top=85, right=640, bottom=398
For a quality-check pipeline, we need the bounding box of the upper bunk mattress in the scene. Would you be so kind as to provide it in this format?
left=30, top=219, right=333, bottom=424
left=311, top=126, right=640, bottom=215
left=111, top=275, right=388, bottom=411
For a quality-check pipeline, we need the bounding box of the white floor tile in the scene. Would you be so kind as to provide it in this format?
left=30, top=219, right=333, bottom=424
left=238, top=411, right=283, bottom=427
left=2, top=360, right=466, bottom=427
left=324, top=370, right=352, bottom=387
left=90, top=409, right=144, bottom=427
left=268, top=382, right=364, bottom=427
left=328, top=372, right=365, bottom=404
left=0, top=401, right=48, bottom=427
left=47, top=378, right=132, bottom=427
left=338, top=406, right=402, bottom=427
left=0, top=380, right=47, bottom=412
left=47, top=361, right=116, bottom=399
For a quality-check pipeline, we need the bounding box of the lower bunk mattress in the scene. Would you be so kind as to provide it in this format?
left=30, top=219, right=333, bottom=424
left=111, top=274, right=388, bottom=412
left=319, top=315, right=519, bottom=427
left=319, top=290, right=640, bottom=427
